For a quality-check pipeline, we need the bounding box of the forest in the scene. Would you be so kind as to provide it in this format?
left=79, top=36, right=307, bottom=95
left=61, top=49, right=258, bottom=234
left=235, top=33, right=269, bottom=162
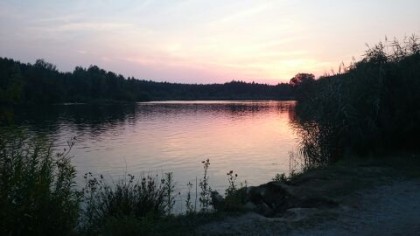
left=0, top=58, right=293, bottom=105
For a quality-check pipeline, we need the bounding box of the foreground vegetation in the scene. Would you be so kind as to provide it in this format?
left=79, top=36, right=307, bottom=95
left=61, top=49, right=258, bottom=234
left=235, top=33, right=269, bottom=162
left=0, top=130, right=248, bottom=235
left=0, top=131, right=80, bottom=235
left=2, top=130, right=419, bottom=235
left=293, top=35, right=420, bottom=165
left=196, top=152, right=420, bottom=235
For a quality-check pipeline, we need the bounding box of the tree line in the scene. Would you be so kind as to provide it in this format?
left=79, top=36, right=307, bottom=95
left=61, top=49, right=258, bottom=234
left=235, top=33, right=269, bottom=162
left=0, top=58, right=293, bottom=105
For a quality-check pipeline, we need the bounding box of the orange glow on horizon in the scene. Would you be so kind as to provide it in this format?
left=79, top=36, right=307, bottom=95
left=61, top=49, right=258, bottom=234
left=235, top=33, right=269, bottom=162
left=1, top=1, right=418, bottom=83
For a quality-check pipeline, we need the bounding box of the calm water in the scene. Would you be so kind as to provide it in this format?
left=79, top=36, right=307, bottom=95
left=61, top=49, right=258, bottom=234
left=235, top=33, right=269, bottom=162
left=12, top=101, right=298, bottom=204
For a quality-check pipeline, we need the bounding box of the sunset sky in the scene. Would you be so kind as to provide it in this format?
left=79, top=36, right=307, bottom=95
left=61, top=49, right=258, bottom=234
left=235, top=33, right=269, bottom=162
left=1, top=0, right=419, bottom=84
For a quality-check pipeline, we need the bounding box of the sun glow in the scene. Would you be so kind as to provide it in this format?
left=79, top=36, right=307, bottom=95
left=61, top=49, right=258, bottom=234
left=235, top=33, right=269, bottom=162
left=1, top=0, right=419, bottom=83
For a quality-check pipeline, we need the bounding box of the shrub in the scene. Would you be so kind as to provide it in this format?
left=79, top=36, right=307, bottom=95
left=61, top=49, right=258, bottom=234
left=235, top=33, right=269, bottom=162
left=223, top=170, right=247, bottom=211
left=272, top=173, right=288, bottom=182
left=80, top=171, right=175, bottom=234
left=0, top=130, right=80, bottom=235
left=294, top=35, right=420, bottom=164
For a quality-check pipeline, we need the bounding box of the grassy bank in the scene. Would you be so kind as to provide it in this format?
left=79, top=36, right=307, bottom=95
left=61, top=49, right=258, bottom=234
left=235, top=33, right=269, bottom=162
left=0, top=131, right=79, bottom=235
left=293, top=35, right=420, bottom=164
left=284, top=152, right=420, bottom=201
left=0, top=131, right=247, bottom=235
left=2, top=128, right=420, bottom=235
left=196, top=152, right=420, bottom=235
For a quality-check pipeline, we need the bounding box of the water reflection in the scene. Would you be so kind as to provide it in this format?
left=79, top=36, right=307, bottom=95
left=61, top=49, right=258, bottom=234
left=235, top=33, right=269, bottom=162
left=3, top=101, right=299, bottom=202
left=9, top=101, right=294, bottom=131
left=289, top=106, right=340, bottom=169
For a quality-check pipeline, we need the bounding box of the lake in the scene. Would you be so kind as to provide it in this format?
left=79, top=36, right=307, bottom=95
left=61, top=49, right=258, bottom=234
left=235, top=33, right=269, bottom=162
left=10, top=100, right=299, bottom=209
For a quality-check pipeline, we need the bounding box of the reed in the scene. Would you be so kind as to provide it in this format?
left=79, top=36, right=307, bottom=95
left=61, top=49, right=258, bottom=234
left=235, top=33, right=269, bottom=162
left=294, top=35, right=420, bottom=165
left=80, top=171, right=175, bottom=234
left=0, top=130, right=80, bottom=235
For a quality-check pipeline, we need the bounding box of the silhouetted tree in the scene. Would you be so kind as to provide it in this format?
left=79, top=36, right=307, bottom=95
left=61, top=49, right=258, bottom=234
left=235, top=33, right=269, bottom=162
left=0, top=57, right=295, bottom=105
left=289, top=73, right=315, bottom=87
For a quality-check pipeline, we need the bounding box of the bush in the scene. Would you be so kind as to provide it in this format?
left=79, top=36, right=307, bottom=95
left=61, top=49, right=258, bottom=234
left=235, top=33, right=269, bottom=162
left=294, top=35, right=420, bottom=164
left=223, top=170, right=247, bottom=211
left=0, top=130, right=80, bottom=235
left=80, top=171, right=175, bottom=234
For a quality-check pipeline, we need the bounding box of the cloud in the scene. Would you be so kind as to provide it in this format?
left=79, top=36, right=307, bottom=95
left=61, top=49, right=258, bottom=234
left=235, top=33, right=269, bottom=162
left=28, top=21, right=133, bottom=33
left=2, top=0, right=420, bottom=84
left=215, top=3, right=270, bottom=24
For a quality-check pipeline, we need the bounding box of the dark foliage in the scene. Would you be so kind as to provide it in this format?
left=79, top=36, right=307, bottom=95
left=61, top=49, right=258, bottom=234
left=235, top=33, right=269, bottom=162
left=294, top=35, right=420, bottom=164
left=0, top=58, right=293, bottom=105
left=0, top=130, right=80, bottom=235
left=80, top=172, right=175, bottom=235
left=290, top=73, right=315, bottom=87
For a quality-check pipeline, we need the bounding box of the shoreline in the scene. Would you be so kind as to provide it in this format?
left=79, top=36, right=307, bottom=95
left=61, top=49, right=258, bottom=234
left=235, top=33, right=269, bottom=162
left=196, top=153, right=420, bottom=235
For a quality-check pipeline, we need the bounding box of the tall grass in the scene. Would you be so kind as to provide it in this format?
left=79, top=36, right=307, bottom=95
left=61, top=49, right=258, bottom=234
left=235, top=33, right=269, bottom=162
left=0, top=130, right=180, bottom=235
left=294, top=35, right=420, bottom=164
left=80, top=172, right=176, bottom=234
left=0, top=130, right=80, bottom=235
left=0, top=130, right=259, bottom=235
left=199, top=159, right=212, bottom=212
left=223, top=170, right=247, bottom=211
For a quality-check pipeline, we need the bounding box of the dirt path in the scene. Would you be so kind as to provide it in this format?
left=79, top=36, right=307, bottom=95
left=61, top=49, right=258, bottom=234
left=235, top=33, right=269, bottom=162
left=290, top=179, right=420, bottom=236
left=197, top=170, right=420, bottom=235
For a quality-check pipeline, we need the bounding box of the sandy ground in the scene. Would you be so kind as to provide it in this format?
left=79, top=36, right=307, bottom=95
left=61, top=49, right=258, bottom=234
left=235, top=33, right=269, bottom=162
left=291, top=179, right=420, bottom=236
left=197, top=179, right=420, bottom=235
